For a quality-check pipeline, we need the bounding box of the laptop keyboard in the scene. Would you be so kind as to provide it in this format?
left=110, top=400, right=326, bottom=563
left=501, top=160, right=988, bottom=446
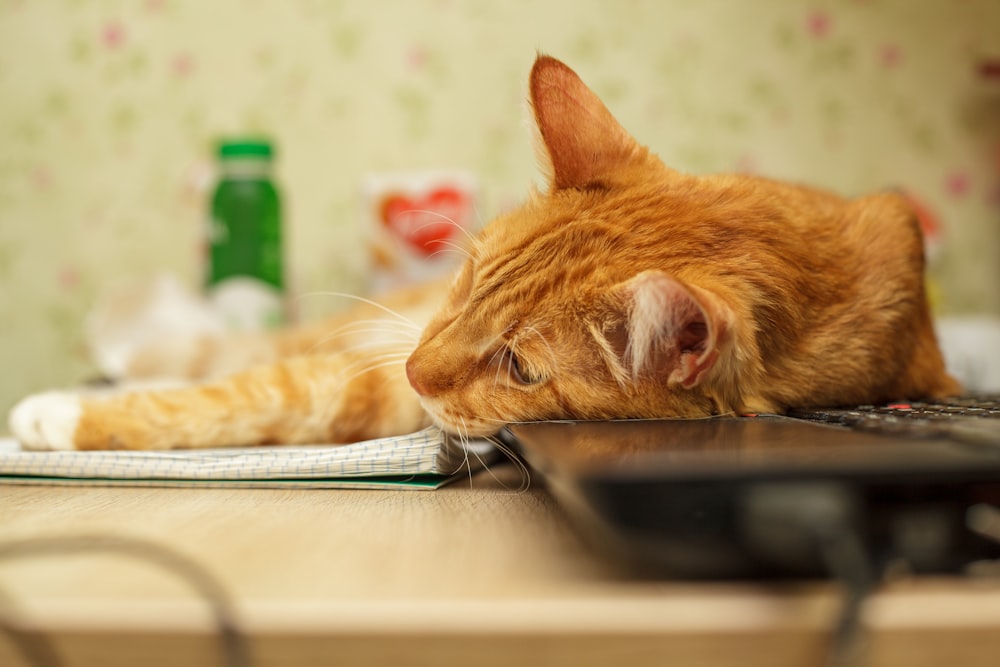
left=788, top=396, right=1000, bottom=443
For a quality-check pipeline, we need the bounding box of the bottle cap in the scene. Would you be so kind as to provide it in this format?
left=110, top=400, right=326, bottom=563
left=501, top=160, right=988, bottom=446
left=218, top=139, right=273, bottom=160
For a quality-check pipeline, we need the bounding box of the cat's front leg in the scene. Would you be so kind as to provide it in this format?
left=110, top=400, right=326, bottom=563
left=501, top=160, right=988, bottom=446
left=9, top=351, right=428, bottom=451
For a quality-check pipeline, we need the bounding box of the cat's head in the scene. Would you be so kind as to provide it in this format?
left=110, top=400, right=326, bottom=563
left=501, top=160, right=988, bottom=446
left=405, top=55, right=739, bottom=437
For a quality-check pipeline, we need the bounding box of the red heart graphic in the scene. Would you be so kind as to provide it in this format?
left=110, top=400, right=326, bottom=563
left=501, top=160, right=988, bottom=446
left=379, top=187, right=471, bottom=257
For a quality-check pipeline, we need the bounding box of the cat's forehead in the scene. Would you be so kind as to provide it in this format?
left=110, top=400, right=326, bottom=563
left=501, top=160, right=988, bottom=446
left=462, top=204, right=626, bottom=329
left=475, top=180, right=685, bottom=272
left=465, top=173, right=764, bottom=314
left=479, top=188, right=637, bottom=254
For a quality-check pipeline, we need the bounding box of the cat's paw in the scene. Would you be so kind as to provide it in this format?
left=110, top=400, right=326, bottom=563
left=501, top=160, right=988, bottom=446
left=8, top=392, right=82, bottom=451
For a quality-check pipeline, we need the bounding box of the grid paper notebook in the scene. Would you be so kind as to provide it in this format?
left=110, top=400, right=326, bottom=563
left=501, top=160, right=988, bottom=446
left=0, top=427, right=496, bottom=490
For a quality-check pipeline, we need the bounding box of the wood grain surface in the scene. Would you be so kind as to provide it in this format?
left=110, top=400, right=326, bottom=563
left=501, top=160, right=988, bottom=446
left=1, top=466, right=999, bottom=666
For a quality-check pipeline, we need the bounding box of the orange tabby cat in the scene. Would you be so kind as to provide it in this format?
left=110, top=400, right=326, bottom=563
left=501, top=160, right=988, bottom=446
left=9, top=55, right=960, bottom=451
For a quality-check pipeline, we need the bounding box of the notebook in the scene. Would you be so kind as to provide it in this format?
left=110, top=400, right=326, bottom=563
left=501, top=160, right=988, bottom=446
left=508, top=397, right=1000, bottom=580
left=0, top=427, right=496, bottom=490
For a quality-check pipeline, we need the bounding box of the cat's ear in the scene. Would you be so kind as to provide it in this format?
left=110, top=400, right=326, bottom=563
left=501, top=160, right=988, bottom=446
left=609, top=271, right=729, bottom=388
left=529, top=55, right=647, bottom=190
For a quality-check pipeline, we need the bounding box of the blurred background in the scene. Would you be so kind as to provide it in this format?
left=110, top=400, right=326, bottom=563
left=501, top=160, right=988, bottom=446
left=1, top=0, right=999, bottom=422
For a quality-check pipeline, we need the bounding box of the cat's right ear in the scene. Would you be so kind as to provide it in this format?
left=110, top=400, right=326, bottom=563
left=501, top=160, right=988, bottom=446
left=529, top=55, right=647, bottom=191
left=604, top=271, right=731, bottom=388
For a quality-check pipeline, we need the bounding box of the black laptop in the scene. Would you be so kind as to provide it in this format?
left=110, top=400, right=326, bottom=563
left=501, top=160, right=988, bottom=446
left=508, top=398, right=1000, bottom=581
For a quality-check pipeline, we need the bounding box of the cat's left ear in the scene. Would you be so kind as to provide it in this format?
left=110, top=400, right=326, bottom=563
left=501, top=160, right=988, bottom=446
left=610, top=271, right=730, bottom=388
left=529, top=55, right=648, bottom=190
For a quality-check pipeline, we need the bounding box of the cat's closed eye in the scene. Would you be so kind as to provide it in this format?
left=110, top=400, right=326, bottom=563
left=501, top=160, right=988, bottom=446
left=506, top=348, right=542, bottom=386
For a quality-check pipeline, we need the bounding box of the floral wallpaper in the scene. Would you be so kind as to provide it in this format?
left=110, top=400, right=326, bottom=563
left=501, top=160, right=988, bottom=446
left=1, top=0, right=998, bottom=421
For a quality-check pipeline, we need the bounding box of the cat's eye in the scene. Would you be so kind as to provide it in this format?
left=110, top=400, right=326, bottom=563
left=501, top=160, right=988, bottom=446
left=508, top=349, right=541, bottom=386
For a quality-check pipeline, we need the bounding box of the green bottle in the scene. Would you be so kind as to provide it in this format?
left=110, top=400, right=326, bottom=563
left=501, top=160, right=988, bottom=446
left=207, top=139, right=285, bottom=330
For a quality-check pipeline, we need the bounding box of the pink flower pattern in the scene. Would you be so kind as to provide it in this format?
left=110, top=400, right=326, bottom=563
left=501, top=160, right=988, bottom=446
left=172, top=53, right=194, bottom=77
left=57, top=265, right=80, bottom=290
left=806, top=10, right=832, bottom=38
left=878, top=44, right=902, bottom=68
left=102, top=22, right=125, bottom=49
left=945, top=171, right=972, bottom=199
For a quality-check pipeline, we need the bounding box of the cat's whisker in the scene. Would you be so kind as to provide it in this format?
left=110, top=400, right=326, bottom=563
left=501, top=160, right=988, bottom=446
left=331, top=318, right=422, bottom=337
left=407, top=210, right=478, bottom=246
left=458, top=417, right=475, bottom=489
left=309, top=334, right=416, bottom=355
left=295, top=292, right=422, bottom=331
left=339, top=351, right=412, bottom=370
left=338, top=356, right=412, bottom=385
left=338, top=362, right=408, bottom=384
left=325, top=326, right=419, bottom=347
left=476, top=415, right=524, bottom=428
left=338, top=364, right=406, bottom=386
left=337, top=332, right=418, bottom=347
left=306, top=321, right=420, bottom=355
left=424, top=240, right=473, bottom=262
left=488, top=345, right=507, bottom=390
left=337, top=342, right=416, bottom=358
left=480, top=433, right=531, bottom=494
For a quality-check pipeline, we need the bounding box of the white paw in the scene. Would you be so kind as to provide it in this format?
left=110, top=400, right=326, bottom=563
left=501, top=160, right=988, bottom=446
left=8, top=392, right=83, bottom=451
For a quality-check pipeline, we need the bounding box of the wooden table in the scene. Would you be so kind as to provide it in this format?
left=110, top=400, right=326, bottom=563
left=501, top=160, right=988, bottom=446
left=2, top=466, right=999, bottom=667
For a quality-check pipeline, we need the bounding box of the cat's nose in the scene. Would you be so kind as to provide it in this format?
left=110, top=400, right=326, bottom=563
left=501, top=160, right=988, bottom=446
left=406, top=348, right=457, bottom=396
left=405, top=356, right=428, bottom=396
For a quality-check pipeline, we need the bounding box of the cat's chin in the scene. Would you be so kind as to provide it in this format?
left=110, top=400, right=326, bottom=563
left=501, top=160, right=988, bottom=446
left=434, top=416, right=504, bottom=440
left=418, top=399, right=504, bottom=439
